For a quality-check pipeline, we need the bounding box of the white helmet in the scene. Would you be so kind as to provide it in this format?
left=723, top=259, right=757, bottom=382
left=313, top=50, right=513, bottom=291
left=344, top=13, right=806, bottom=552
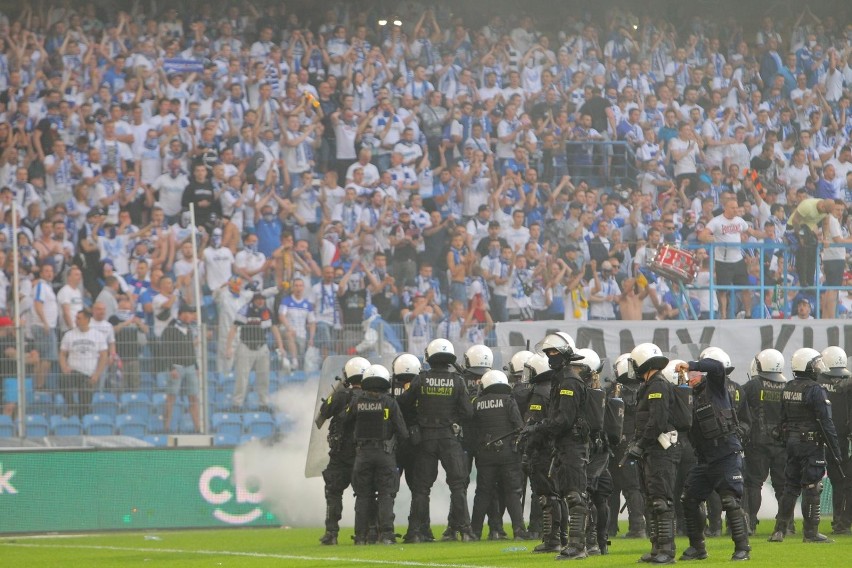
left=661, top=359, right=687, bottom=385
left=361, top=364, right=391, bottom=391
left=507, top=350, right=535, bottom=378
left=481, top=369, right=510, bottom=391
left=343, top=356, right=371, bottom=385
left=464, top=345, right=494, bottom=376
left=630, top=343, right=669, bottom=376
left=536, top=331, right=582, bottom=368
left=790, top=348, right=826, bottom=379
left=614, top=353, right=633, bottom=381
left=701, top=347, right=733, bottom=374
left=754, top=349, right=786, bottom=382
left=573, top=348, right=602, bottom=380
left=821, top=346, right=850, bottom=378
left=392, top=353, right=422, bottom=378
left=425, top=338, right=456, bottom=364
left=748, top=357, right=759, bottom=380
left=525, top=353, right=554, bottom=383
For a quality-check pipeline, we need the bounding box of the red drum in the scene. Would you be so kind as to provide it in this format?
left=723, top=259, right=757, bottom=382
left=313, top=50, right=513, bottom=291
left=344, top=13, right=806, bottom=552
left=650, top=245, right=698, bottom=284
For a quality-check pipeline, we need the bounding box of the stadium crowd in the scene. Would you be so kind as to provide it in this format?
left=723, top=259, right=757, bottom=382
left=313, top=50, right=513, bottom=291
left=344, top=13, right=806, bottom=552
left=3, top=0, right=852, bottom=393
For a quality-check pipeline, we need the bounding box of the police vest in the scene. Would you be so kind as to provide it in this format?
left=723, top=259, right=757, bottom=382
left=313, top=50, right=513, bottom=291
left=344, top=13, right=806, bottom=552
left=325, top=389, right=356, bottom=457
left=604, top=396, right=625, bottom=444
left=416, top=369, right=461, bottom=429
left=549, top=372, right=587, bottom=433
left=635, top=374, right=677, bottom=435
left=618, top=381, right=640, bottom=435
left=524, top=382, right=551, bottom=425
left=818, top=375, right=850, bottom=437
left=354, top=393, right=394, bottom=441
left=748, top=377, right=784, bottom=443
left=692, top=382, right=737, bottom=441
left=474, top=392, right=515, bottom=449
left=783, top=378, right=820, bottom=432
left=512, top=382, right=533, bottom=414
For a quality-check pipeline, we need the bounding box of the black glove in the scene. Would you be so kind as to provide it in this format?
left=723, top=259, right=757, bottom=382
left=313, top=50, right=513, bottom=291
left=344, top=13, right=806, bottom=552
left=626, top=441, right=644, bottom=461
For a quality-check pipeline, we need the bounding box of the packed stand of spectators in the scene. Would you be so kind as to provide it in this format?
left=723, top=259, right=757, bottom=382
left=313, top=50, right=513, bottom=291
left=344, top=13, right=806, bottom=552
left=4, top=1, right=852, bottom=420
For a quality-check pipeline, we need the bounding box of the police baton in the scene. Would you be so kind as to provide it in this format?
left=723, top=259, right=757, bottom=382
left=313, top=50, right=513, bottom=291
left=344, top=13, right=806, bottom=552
left=485, top=427, right=523, bottom=448
left=817, top=418, right=847, bottom=480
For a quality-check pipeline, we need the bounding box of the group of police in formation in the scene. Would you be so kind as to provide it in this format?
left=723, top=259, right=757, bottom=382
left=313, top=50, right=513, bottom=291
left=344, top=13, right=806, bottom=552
left=313, top=332, right=851, bottom=563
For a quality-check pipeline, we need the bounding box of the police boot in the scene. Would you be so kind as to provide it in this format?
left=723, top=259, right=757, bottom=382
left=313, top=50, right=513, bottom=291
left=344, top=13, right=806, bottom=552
left=625, top=490, right=648, bottom=538
left=560, top=499, right=570, bottom=547
left=352, top=535, right=367, bottom=545
left=533, top=497, right=562, bottom=553
left=440, top=527, right=458, bottom=542
left=680, top=495, right=707, bottom=560
left=639, top=515, right=659, bottom=563
left=319, top=531, right=338, bottom=545
left=556, top=504, right=588, bottom=560
left=513, top=526, right=535, bottom=540
left=786, top=519, right=797, bottom=535
left=379, top=532, right=397, bottom=545
left=366, top=525, right=379, bottom=545
left=745, top=485, right=761, bottom=536
left=649, top=510, right=677, bottom=565
left=802, top=485, right=832, bottom=543
left=721, top=494, right=751, bottom=561
left=529, top=495, right=542, bottom=539
left=585, top=507, right=600, bottom=556
left=459, top=527, right=478, bottom=542
left=324, top=491, right=344, bottom=535
left=768, top=517, right=787, bottom=542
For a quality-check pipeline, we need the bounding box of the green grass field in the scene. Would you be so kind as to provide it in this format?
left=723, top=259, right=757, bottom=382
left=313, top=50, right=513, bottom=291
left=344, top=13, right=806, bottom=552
left=3, top=523, right=852, bottom=567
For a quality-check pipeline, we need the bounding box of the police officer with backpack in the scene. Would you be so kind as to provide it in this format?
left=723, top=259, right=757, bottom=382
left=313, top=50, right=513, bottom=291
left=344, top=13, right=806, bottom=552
left=624, top=343, right=683, bottom=564
left=398, top=338, right=475, bottom=542
left=469, top=369, right=532, bottom=540
left=676, top=349, right=751, bottom=561
left=316, top=356, right=370, bottom=545
left=344, top=364, right=409, bottom=545
left=817, top=346, right=852, bottom=535
left=742, top=349, right=788, bottom=535
left=769, top=348, right=843, bottom=543
left=532, top=332, right=590, bottom=561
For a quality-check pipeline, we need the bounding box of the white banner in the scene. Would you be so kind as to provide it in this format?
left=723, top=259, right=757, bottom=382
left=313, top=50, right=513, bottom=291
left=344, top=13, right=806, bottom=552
left=496, top=320, right=852, bottom=377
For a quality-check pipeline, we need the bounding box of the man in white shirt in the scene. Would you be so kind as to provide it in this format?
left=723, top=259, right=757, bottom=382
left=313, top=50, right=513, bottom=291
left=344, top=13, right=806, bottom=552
left=345, top=148, right=380, bottom=188
left=502, top=209, right=531, bottom=252
left=57, top=266, right=84, bottom=333
left=203, top=228, right=235, bottom=292
left=31, top=262, right=59, bottom=388
left=90, top=301, right=117, bottom=364
left=59, top=309, right=108, bottom=417
left=699, top=199, right=757, bottom=318
left=152, top=275, right=180, bottom=339
left=235, top=233, right=268, bottom=288
left=278, top=278, right=316, bottom=370
left=151, top=160, right=189, bottom=222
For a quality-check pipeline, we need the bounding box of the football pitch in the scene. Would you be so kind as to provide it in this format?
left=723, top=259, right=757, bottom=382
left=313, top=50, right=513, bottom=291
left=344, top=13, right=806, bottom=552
left=2, top=524, right=852, bottom=567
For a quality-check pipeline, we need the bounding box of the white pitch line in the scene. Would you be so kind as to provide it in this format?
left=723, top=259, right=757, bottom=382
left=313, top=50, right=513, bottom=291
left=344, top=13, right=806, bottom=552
left=2, top=543, right=506, bottom=568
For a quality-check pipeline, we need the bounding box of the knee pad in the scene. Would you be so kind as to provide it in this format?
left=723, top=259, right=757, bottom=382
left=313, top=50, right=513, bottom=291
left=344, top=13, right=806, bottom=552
left=719, top=491, right=741, bottom=511
left=803, top=481, right=823, bottom=498
left=680, top=493, right=701, bottom=510
left=651, top=498, right=670, bottom=515
left=566, top=491, right=585, bottom=508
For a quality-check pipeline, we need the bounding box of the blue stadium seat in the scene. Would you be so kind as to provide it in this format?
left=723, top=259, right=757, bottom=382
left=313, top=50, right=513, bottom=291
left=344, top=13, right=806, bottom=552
left=0, top=415, right=14, bottom=437
left=2, top=377, right=33, bottom=404
left=212, top=412, right=243, bottom=436
left=213, top=433, right=239, bottom=446
left=245, top=391, right=260, bottom=411
left=220, top=376, right=236, bottom=394
left=53, top=393, right=67, bottom=416
left=148, top=414, right=166, bottom=434
left=240, top=434, right=261, bottom=444
left=214, top=391, right=234, bottom=411
left=91, top=392, right=119, bottom=418
left=51, top=415, right=83, bottom=436
left=178, top=414, right=196, bottom=433
left=30, top=391, right=55, bottom=417
left=151, top=392, right=168, bottom=413
left=243, top=412, right=276, bottom=438
left=83, top=414, right=115, bottom=436
left=24, top=415, right=49, bottom=437
left=143, top=435, right=168, bottom=447
left=120, top=392, right=152, bottom=419
left=116, top=414, right=148, bottom=438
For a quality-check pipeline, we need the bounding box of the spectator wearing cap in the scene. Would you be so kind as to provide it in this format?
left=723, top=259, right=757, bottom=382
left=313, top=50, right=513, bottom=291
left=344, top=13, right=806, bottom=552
left=58, top=308, right=108, bottom=418
left=792, top=297, right=814, bottom=320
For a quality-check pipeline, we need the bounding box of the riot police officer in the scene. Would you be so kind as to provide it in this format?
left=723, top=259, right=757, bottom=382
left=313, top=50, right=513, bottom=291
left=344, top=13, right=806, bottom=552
left=520, top=353, right=563, bottom=553
left=532, top=332, right=589, bottom=561
left=345, top=364, right=409, bottom=545
left=506, top=350, right=538, bottom=538
left=677, top=349, right=751, bottom=561
left=392, top=353, right=435, bottom=543
left=742, top=349, right=788, bottom=535
left=608, top=353, right=648, bottom=539
left=661, top=358, right=695, bottom=538
left=316, top=356, right=370, bottom=545
left=399, top=338, right=476, bottom=542
left=574, top=348, right=614, bottom=556
left=469, top=369, right=531, bottom=540
left=769, top=348, right=843, bottom=543
left=818, top=346, right=851, bottom=535
left=624, top=343, right=682, bottom=564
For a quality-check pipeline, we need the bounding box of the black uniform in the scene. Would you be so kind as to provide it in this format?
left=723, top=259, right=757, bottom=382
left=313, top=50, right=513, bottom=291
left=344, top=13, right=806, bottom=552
left=345, top=390, right=408, bottom=543
left=470, top=384, right=526, bottom=539
left=681, top=360, right=750, bottom=559
left=816, top=370, right=852, bottom=533
left=585, top=386, right=619, bottom=554
left=317, top=386, right=359, bottom=538
left=520, top=378, right=557, bottom=548
left=398, top=362, right=475, bottom=540
left=632, top=370, right=683, bottom=560
left=608, top=379, right=647, bottom=537
left=772, top=374, right=843, bottom=540
left=742, top=374, right=787, bottom=533
left=393, top=376, right=433, bottom=541
left=512, top=379, right=541, bottom=535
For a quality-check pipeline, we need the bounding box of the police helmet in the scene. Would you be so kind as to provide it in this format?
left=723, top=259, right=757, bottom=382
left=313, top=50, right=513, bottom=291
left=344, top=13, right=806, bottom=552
left=754, top=348, right=786, bottom=382
left=425, top=338, right=456, bottom=365
left=790, top=348, right=827, bottom=380
left=630, top=343, right=669, bottom=376
left=481, top=369, right=511, bottom=394
left=821, top=346, right=850, bottom=378
left=701, top=347, right=734, bottom=374
left=392, top=353, right=422, bottom=380
left=343, top=356, right=371, bottom=385
left=572, top=348, right=602, bottom=381
left=506, top=350, right=535, bottom=379
left=661, top=359, right=687, bottom=385
left=464, top=345, right=493, bottom=376
left=536, top=331, right=583, bottom=369
left=524, top=353, right=554, bottom=384
left=361, top=364, right=391, bottom=391
left=614, top=353, right=633, bottom=382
